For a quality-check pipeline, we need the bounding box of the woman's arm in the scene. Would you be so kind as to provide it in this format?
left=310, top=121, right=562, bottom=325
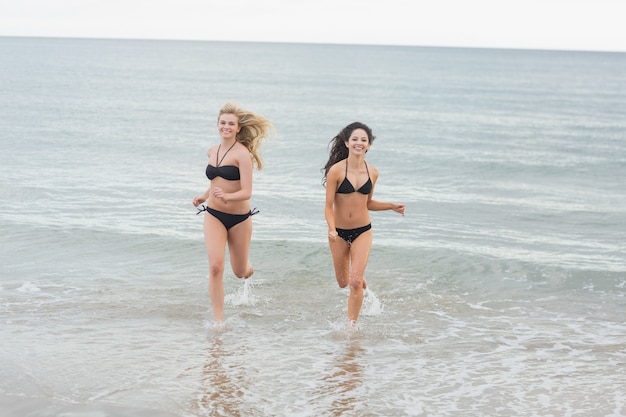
left=325, top=166, right=339, bottom=240
left=366, top=165, right=405, bottom=215
left=192, top=148, right=214, bottom=206
left=367, top=199, right=405, bottom=215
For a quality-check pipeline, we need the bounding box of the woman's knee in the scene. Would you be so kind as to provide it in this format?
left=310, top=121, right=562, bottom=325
left=209, top=261, right=225, bottom=278
left=337, top=275, right=349, bottom=289
left=232, top=262, right=252, bottom=279
left=349, top=273, right=364, bottom=291
left=232, top=267, right=246, bottom=279
left=333, top=261, right=350, bottom=288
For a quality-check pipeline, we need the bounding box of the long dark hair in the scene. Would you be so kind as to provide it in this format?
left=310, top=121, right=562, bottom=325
left=322, top=122, right=375, bottom=186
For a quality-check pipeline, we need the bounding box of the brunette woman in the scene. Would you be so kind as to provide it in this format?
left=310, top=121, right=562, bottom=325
left=323, top=122, right=405, bottom=323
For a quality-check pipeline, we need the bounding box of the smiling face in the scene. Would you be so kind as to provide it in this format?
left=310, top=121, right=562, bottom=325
left=217, top=113, right=240, bottom=141
left=345, top=128, right=371, bottom=155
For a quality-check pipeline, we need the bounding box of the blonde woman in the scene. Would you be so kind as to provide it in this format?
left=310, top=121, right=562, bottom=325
left=193, top=102, right=273, bottom=323
left=323, top=122, right=405, bottom=324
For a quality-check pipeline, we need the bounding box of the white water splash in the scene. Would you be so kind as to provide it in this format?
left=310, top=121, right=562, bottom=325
left=226, top=279, right=257, bottom=306
left=17, top=282, right=41, bottom=293
left=329, top=318, right=363, bottom=334
left=203, top=320, right=227, bottom=333
left=361, top=288, right=383, bottom=316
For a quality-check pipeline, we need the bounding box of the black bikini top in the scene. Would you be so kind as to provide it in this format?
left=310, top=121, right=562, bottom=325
left=206, top=164, right=240, bottom=181
left=336, top=160, right=372, bottom=195
left=205, top=141, right=240, bottom=181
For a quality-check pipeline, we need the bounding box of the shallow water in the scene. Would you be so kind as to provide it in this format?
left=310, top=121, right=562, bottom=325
left=1, top=37, right=625, bottom=416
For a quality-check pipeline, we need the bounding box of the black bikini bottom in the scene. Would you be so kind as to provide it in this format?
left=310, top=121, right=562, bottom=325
left=197, top=205, right=258, bottom=230
left=336, top=224, right=372, bottom=245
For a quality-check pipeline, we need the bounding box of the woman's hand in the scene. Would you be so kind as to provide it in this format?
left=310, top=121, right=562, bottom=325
left=392, top=203, right=406, bottom=216
left=192, top=196, right=205, bottom=207
left=328, top=230, right=338, bottom=242
left=213, top=187, right=227, bottom=203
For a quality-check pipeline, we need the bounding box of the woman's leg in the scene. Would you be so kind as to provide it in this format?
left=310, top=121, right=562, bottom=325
left=227, top=217, right=254, bottom=279
left=329, top=235, right=350, bottom=288
left=204, top=213, right=228, bottom=322
left=346, top=230, right=372, bottom=323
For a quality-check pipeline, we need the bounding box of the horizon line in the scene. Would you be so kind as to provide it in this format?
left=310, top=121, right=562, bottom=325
left=2, top=34, right=625, bottom=55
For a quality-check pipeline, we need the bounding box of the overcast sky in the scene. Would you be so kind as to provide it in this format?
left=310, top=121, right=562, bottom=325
left=1, top=0, right=625, bottom=52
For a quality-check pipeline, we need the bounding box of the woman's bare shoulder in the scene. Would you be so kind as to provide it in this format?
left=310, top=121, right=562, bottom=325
left=328, top=160, right=345, bottom=174
left=206, top=144, right=218, bottom=159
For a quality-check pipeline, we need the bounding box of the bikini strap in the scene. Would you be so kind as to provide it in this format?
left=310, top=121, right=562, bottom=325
left=344, top=159, right=370, bottom=179
left=216, top=141, right=237, bottom=167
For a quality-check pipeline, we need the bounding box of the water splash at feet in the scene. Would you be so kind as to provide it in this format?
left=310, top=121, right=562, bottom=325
left=226, top=279, right=257, bottom=306
left=330, top=319, right=363, bottom=335
left=361, top=288, right=383, bottom=316
left=203, top=320, right=227, bottom=333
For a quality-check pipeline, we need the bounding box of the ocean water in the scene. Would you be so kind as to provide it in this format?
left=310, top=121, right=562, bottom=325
left=1, top=36, right=625, bottom=416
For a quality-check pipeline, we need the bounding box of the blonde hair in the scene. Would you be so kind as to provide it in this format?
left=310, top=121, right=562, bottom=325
left=218, top=102, right=274, bottom=169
